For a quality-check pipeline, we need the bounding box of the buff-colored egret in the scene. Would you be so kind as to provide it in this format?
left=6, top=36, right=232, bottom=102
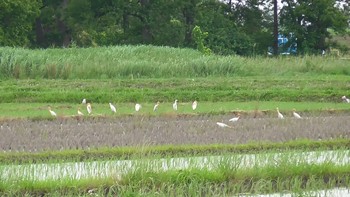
left=276, top=107, right=284, bottom=119
left=87, top=103, right=92, bottom=115
left=77, top=108, right=84, bottom=116
left=153, top=101, right=160, bottom=112
left=109, top=103, right=117, bottom=113
left=135, top=103, right=142, bottom=112
left=216, top=122, right=232, bottom=128
left=192, top=100, right=198, bottom=110
left=48, top=107, right=57, bottom=117
left=173, top=99, right=178, bottom=111
left=292, top=109, right=302, bottom=119
left=229, top=114, right=240, bottom=122
left=82, top=98, right=86, bottom=104
left=342, top=96, right=350, bottom=103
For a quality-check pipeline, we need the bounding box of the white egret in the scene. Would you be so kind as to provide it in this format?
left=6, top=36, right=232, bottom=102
left=153, top=101, right=160, bottom=112
left=82, top=98, right=86, bottom=104
left=87, top=103, right=92, bottom=115
left=77, top=108, right=84, bottom=116
left=135, top=103, right=142, bottom=112
left=341, top=96, right=350, bottom=103
left=173, top=99, right=178, bottom=111
left=192, top=100, right=198, bottom=110
left=109, top=103, right=117, bottom=113
left=216, top=122, right=232, bottom=128
left=276, top=107, right=284, bottom=119
left=229, top=114, right=240, bottom=122
left=48, top=107, right=57, bottom=117
left=292, top=109, right=302, bottom=119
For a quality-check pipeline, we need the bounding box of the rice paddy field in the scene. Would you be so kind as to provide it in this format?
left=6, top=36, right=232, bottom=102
left=0, top=45, right=350, bottom=196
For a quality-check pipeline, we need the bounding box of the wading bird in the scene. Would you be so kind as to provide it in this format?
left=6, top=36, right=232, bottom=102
left=109, top=103, right=117, bottom=113
left=77, top=108, right=84, bottom=116
left=192, top=100, right=198, bottom=110
left=276, top=107, right=284, bottom=119
left=216, top=122, right=232, bottom=128
left=173, top=99, right=178, bottom=111
left=135, top=103, right=142, bottom=112
left=153, top=101, right=160, bottom=112
left=229, top=114, right=240, bottom=122
left=48, top=107, right=57, bottom=117
left=82, top=98, right=86, bottom=104
left=87, top=103, right=92, bottom=115
left=292, top=109, right=302, bottom=119
left=342, top=96, right=350, bottom=103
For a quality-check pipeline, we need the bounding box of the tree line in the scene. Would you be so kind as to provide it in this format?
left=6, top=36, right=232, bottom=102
left=0, top=0, right=349, bottom=55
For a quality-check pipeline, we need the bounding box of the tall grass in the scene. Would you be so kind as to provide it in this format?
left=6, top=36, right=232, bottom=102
left=1, top=46, right=350, bottom=79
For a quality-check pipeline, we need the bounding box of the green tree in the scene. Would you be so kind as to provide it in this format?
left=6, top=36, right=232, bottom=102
left=280, top=0, right=349, bottom=54
left=0, top=0, right=41, bottom=46
left=192, top=25, right=211, bottom=54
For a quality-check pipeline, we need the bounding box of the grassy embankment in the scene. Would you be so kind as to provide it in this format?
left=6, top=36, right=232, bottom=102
left=0, top=138, right=348, bottom=164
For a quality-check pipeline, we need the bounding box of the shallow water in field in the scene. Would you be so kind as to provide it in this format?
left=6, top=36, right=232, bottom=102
left=1, top=149, right=349, bottom=181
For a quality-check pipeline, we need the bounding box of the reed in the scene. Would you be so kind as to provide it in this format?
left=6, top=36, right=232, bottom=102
left=1, top=46, right=350, bottom=79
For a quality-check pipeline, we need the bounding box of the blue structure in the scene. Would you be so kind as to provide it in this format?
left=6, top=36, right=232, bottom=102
left=268, top=33, right=297, bottom=55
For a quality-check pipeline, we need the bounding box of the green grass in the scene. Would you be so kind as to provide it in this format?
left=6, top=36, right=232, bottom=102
left=0, top=101, right=349, bottom=119
left=0, top=138, right=348, bottom=164
left=1, top=45, right=350, bottom=80
left=0, top=75, right=349, bottom=103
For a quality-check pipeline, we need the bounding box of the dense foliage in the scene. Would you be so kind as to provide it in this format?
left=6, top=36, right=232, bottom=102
left=0, top=0, right=349, bottom=55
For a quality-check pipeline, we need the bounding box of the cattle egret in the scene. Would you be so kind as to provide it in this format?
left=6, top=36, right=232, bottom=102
left=292, top=109, right=302, bottom=119
left=109, top=103, right=117, bottom=113
left=276, top=107, right=284, bottom=119
left=192, top=100, right=198, bottom=110
left=87, top=103, right=92, bottom=115
left=173, top=99, right=178, bottom=111
left=135, top=103, right=142, bottom=112
left=153, top=101, right=160, bottom=112
left=48, top=107, right=57, bottom=117
left=342, top=96, right=350, bottom=103
left=77, top=108, right=84, bottom=116
left=216, top=122, right=232, bottom=128
left=82, top=98, right=86, bottom=104
left=229, top=114, right=240, bottom=122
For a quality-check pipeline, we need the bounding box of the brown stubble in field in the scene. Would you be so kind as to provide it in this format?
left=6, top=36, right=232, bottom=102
left=0, top=114, right=349, bottom=152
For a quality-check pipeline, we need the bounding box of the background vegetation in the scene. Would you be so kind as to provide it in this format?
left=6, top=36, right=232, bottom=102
left=0, top=0, right=349, bottom=55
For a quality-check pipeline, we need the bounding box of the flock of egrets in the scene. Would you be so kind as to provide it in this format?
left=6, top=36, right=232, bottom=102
left=48, top=99, right=198, bottom=117
left=47, top=95, right=349, bottom=128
